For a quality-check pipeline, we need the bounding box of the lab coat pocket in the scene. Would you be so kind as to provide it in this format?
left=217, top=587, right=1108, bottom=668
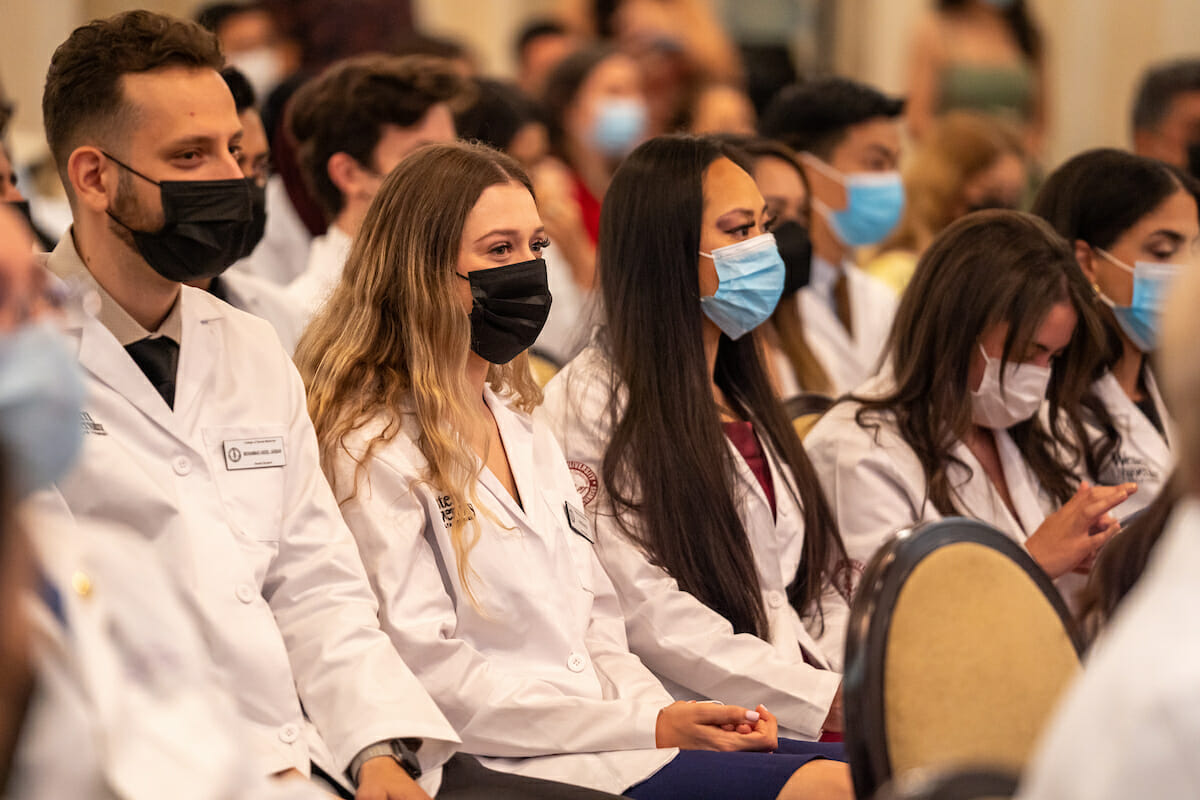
left=543, top=489, right=596, bottom=597
left=202, top=425, right=288, bottom=541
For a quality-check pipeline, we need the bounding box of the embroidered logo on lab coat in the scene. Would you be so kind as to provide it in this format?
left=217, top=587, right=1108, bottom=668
left=1108, top=451, right=1158, bottom=485
left=437, top=495, right=476, bottom=528
left=81, top=411, right=107, bottom=435
left=568, top=461, right=598, bottom=507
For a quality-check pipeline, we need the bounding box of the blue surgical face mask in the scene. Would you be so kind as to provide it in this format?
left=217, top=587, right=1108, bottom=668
left=1094, top=248, right=1183, bottom=352
left=0, top=323, right=85, bottom=497
left=807, top=157, right=905, bottom=247
left=590, top=97, right=647, bottom=158
left=699, top=232, right=785, bottom=340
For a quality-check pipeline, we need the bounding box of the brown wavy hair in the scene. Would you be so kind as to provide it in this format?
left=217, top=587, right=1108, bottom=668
left=851, top=210, right=1107, bottom=514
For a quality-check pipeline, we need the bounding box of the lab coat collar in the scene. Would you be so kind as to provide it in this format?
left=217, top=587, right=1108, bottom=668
left=1095, top=369, right=1175, bottom=458
left=50, top=233, right=227, bottom=435
left=948, top=429, right=1047, bottom=539
left=478, top=387, right=556, bottom=538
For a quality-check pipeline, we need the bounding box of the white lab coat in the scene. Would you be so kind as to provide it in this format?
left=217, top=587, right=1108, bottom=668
left=285, top=224, right=352, bottom=327
left=45, top=236, right=458, bottom=788
left=334, top=389, right=676, bottom=795
left=804, top=374, right=1084, bottom=601
left=1082, top=369, right=1174, bottom=517
left=1017, top=500, right=1200, bottom=799
left=217, top=269, right=305, bottom=355
left=797, top=258, right=897, bottom=395
left=231, top=175, right=312, bottom=287
left=9, top=490, right=327, bottom=800
left=534, top=245, right=598, bottom=366
left=538, top=346, right=845, bottom=740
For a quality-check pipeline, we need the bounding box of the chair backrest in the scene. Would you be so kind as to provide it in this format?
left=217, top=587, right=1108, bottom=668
left=874, top=766, right=1019, bottom=800
left=786, top=392, right=835, bottom=440
left=844, top=518, right=1084, bottom=800
left=784, top=392, right=835, bottom=420
left=526, top=350, right=562, bottom=388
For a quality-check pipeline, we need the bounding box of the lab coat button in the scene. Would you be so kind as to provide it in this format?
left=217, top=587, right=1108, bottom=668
left=235, top=584, right=256, bottom=604
left=767, top=590, right=785, bottom=609
left=279, top=723, right=299, bottom=744
left=567, top=652, right=587, bottom=673
left=172, top=456, right=192, bottom=476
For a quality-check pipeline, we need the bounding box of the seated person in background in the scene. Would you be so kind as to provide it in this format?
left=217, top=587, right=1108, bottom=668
left=0, top=205, right=324, bottom=800
left=722, top=136, right=830, bottom=399
left=540, top=135, right=852, bottom=743
left=760, top=77, right=904, bottom=394
left=299, top=138, right=851, bottom=800
left=684, top=82, right=757, bottom=137
left=1130, top=58, right=1200, bottom=173
left=1017, top=266, right=1200, bottom=800
left=805, top=211, right=1133, bottom=605
left=186, top=65, right=303, bottom=353
left=864, top=111, right=1026, bottom=295
left=286, top=54, right=464, bottom=324
left=454, top=78, right=548, bottom=170
left=1032, top=149, right=1200, bottom=518
left=515, top=18, right=580, bottom=98
left=35, top=12, right=603, bottom=798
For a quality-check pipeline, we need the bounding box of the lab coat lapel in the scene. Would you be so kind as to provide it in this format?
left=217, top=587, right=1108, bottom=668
left=948, top=438, right=1029, bottom=541
left=70, top=305, right=178, bottom=439
left=993, top=429, right=1049, bottom=536
left=479, top=389, right=545, bottom=535
left=1130, top=370, right=1174, bottom=465
left=170, top=290, right=222, bottom=427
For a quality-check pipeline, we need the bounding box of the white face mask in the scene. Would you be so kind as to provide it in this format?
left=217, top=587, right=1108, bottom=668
left=970, top=344, right=1051, bottom=429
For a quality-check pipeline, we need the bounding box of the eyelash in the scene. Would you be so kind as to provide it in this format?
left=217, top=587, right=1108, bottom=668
left=490, top=238, right=551, bottom=255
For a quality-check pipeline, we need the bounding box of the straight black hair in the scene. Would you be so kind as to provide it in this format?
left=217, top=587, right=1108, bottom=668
left=597, top=134, right=848, bottom=638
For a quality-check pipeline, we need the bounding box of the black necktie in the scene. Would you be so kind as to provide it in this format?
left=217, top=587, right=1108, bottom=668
left=125, top=336, right=180, bottom=409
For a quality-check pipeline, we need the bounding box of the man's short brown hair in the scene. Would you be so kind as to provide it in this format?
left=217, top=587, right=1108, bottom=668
left=288, top=54, right=468, bottom=220
left=42, top=10, right=224, bottom=176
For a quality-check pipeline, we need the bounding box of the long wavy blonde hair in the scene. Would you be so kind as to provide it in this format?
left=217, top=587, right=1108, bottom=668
left=297, top=141, right=543, bottom=601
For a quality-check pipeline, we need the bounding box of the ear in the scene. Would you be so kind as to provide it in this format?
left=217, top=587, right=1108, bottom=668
left=326, top=151, right=372, bottom=204
left=67, top=146, right=115, bottom=214
left=1131, top=129, right=1160, bottom=161
left=798, top=152, right=848, bottom=211
left=1074, top=238, right=1099, bottom=284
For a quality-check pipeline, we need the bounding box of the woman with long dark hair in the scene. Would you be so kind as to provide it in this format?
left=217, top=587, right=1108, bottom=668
left=300, top=141, right=851, bottom=800
left=1031, top=148, right=1200, bottom=519
left=540, top=135, right=851, bottom=742
left=805, top=211, right=1133, bottom=602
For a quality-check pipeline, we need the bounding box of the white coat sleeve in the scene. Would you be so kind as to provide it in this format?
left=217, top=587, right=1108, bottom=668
left=804, top=407, right=937, bottom=575
left=340, top=452, right=671, bottom=759
left=263, top=367, right=459, bottom=775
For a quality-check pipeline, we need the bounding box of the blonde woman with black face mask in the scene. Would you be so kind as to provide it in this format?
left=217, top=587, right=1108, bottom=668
left=805, top=211, right=1135, bottom=605
left=298, top=141, right=852, bottom=800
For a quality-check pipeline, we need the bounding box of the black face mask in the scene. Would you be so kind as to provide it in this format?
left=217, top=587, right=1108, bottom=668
left=772, top=219, right=813, bottom=296
left=1187, top=141, right=1200, bottom=183
left=239, top=181, right=268, bottom=260
left=103, top=152, right=256, bottom=282
left=456, top=258, right=553, bottom=364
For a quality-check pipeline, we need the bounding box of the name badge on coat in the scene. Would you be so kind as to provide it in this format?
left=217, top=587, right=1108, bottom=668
left=222, top=437, right=286, bottom=470
left=565, top=502, right=593, bottom=543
